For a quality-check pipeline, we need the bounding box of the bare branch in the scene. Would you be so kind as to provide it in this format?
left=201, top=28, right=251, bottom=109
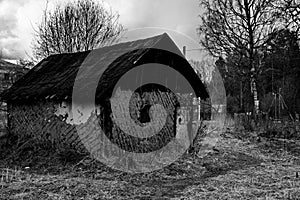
left=32, top=0, right=124, bottom=61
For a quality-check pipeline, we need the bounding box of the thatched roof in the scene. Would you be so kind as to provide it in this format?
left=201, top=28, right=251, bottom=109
left=1, top=33, right=208, bottom=103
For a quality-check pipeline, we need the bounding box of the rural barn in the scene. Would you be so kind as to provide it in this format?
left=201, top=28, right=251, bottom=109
left=1, top=33, right=209, bottom=155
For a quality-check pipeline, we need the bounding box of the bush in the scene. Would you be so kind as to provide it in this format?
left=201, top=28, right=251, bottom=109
left=258, top=121, right=300, bottom=140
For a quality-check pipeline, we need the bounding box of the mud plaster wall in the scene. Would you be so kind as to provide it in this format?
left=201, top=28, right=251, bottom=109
left=7, top=90, right=190, bottom=154
left=7, top=101, right=88, bottom=153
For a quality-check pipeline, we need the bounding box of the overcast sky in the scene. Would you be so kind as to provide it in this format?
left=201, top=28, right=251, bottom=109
left=0, top=0, right=203, bottom=60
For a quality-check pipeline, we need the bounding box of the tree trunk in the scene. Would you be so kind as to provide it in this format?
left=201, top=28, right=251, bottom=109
left=243, top=0, right=259, bottom=115
left=251, top=67, right=259, bottom=116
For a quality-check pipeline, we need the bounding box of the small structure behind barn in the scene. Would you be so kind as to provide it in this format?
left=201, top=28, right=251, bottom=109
left=0, top=60, right=28, bottom=137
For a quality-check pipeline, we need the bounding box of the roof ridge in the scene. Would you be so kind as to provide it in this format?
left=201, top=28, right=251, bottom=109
left=47, top=33, right=168, bottom=58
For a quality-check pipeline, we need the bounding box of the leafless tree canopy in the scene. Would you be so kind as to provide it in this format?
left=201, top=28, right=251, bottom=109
left=197, top=0, right=295, bottom=114
left=275, top=0, right=300, bottom=36
left=198, top=0, right=300, bottom=112
left=198, top=0, right=280, bottom=59
left=32, top=0, right=124, bottom=61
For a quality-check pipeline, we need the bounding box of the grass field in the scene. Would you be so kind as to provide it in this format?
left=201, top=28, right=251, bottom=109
left=0, top=129, right=300, bottom=199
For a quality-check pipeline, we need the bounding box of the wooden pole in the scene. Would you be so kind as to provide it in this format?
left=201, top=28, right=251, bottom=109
left=198, top=97, right=201, bottom=122
left=240, top=80, right=243, bottom=111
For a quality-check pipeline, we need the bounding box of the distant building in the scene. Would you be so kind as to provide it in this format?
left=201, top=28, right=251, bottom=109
left=0, top=60, right=28, bottom=136
left=0, top=60, right=28, bottom=93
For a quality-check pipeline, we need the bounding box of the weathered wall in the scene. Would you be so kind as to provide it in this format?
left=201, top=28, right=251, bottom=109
left=8, top=101, right=87, bottom=152
left=7, top=90, right=186, bottom=153
left=0, top=103, right=8, bottom=137
left=8, top=86, right=209, bottom=158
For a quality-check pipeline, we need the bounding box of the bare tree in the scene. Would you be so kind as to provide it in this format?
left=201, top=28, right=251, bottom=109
left=275, top=0, right=300, bottom=37
left=32, top=0, right=124, bottom=61
left=198, top=0, right=281, bottom=114
left=17, top=59, right=35, bottom=69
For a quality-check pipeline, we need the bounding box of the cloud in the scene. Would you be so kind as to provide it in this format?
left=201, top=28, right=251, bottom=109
left=0, top=18, right=17, bottom=38
left=0, top=0, right=29, bottom=59
left=106, top=0, right=202, bottom=40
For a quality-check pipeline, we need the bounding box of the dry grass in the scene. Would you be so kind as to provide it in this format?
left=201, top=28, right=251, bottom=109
left=180, top=133, right=300, bottom=199
left=0, top=128, right=300, bottom=199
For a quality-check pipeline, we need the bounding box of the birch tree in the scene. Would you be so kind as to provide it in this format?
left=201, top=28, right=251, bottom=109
left=198, top=0, right=281, bottom=114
